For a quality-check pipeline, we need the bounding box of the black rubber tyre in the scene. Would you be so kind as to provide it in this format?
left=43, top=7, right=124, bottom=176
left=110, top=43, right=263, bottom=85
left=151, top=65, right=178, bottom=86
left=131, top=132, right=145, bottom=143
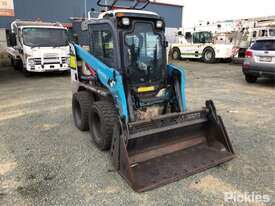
left=72, top=91, right=94, bottom=131
left=22, top=67, right=32, bottom=77
left=172, top=48, right=181, bottom=60
left=224, top=58, right=233, bottom=63
left=245, top=75, right=257, bottom=83
left=89, top=101, right=117, bottom=151
left=202, top=47, right=216, bottom=63
left=14, top=59, right=23, bottom=71
left=62, top=70, right=71, bottom=76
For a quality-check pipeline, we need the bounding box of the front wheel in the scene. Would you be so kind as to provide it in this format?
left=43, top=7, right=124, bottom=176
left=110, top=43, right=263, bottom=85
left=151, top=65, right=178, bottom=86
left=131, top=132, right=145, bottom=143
left=202, top=48, right=216, bottom=63
left=89, top=101, right=117, bottom=151
left=245, top=75, right=257, bottom=83
left=172, top=48, right=181, bottom=60
left=224, top=58, right=233, bottom=63
left=22, top=67, right=32, bottom=77
left=14, top=59, right=23, bottom=71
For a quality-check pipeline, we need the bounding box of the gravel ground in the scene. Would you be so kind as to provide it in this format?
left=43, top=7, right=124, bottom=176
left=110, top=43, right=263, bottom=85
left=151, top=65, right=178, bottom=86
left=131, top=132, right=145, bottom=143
left=0, top=61, right=274, bottom=206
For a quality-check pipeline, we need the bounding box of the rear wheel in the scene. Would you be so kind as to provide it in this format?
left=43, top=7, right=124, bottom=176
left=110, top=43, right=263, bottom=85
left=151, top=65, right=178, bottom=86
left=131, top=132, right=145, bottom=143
left=224, top=58, right=232, bottom=63
left=72, top=91, right=94, bottom=131
left=172, top=48, right=181, bottom=60
left=202, top=48, right=216, bottom=63
left=245, top=75, right=257, bottom=83
left=89, top=101, right=117, bottom=151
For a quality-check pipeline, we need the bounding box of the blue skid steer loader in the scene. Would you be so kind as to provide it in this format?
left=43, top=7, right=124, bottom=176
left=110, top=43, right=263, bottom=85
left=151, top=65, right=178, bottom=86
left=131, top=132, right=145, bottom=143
left=69, top=0, right=235, bottom=192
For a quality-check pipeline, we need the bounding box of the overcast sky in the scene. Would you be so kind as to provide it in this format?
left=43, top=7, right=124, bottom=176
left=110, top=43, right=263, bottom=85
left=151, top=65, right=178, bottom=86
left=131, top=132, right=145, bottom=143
left=182, top=0, right=275, bottom=27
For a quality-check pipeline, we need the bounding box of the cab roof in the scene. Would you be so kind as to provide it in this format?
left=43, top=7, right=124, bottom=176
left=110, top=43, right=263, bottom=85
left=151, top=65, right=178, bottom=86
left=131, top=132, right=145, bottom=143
left=12, top=20, right=64, bottom=28
left=98, top=9, right=161, bottom=20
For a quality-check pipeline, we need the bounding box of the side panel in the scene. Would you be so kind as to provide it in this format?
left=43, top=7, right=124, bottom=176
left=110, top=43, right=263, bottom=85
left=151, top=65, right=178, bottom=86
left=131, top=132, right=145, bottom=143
left=177, top=43, right=203, bottom=59
left=69, top=44, right=79, bottom=94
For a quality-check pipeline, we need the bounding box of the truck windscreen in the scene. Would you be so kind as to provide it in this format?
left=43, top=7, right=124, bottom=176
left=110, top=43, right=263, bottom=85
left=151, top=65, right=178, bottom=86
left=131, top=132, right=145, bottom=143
left=22, top=28, right=69, bottom=47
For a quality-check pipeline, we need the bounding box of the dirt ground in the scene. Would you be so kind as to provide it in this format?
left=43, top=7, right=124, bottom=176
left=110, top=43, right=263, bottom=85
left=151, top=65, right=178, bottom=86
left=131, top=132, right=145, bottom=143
left=0, top=52, right=10, bottom=67
left=0, top=61, right=274, bottom=206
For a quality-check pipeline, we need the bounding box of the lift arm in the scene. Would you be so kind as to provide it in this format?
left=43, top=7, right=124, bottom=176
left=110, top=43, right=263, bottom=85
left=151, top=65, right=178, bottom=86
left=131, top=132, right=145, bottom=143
left=71, top=44, right=129, bottom=122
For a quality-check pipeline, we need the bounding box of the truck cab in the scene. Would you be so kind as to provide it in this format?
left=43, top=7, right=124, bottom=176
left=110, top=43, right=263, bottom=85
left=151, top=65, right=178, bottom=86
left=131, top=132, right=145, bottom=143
left=7, top=20, right=70, bottom=76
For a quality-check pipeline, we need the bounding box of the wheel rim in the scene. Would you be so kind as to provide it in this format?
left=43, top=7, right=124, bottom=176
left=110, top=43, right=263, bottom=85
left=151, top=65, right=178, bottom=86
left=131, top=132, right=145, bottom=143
left=91, top=111, right=103, bottom=143
left=74, top=100, right=82, bottom=127
left=173, top=51, right=179, bottom=60
left=205, top=50, right=213, bottom=61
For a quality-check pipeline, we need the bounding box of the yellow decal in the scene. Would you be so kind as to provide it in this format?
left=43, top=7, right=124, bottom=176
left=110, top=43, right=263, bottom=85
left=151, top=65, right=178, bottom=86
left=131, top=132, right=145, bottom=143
left=69, top=55, right=77, bottom=69
left=138, top=86, right=155, bottom=93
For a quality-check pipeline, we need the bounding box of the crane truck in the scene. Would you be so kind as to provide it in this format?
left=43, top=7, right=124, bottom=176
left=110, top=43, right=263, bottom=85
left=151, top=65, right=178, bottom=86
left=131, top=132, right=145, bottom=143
left=170, top=22, right=236, bottom=63
left=170, top=17, right=275, bottom=62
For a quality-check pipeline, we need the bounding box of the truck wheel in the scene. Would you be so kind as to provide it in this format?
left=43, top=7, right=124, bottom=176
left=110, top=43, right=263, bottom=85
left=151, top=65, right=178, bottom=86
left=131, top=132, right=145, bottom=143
left=202, top=48, right=216, bottom=63
left=172, top=48, right=181, bottom=60
left=245, top=75, right=257, bottom=83
left=14, top=59, right=23, bottom=71
left=22, top=67, right=32, bottom=77
left=72, top=91, right=94, bottom=131
left=224, top=58, right=232, bottom=63
left=89, top=101, right=117, bottom=151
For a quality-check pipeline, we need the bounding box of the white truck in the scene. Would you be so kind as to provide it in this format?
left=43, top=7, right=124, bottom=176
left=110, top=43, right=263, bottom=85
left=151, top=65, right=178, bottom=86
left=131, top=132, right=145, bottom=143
left=7, top=20, right=70, bottom=76
left=170, top=23, right=235, bottom=63
left=232, top=18, right=275, bottom=58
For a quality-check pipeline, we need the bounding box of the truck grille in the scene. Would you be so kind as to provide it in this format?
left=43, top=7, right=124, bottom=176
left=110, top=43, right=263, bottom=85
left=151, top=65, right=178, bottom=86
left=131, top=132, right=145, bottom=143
left=44, top=57, right=60, bottom=64
left=32, top=57, right=67, bottom=65
left=44, top=53, right=58, bottom=58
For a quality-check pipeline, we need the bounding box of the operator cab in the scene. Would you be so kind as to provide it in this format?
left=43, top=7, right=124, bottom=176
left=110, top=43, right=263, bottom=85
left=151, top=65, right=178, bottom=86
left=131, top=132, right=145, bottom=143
left=86, top=1, right=167, bottom=116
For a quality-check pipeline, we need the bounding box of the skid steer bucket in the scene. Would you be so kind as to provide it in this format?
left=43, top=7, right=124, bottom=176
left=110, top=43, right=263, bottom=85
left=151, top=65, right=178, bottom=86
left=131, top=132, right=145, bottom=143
left=111, top=100, right=235, bottom=192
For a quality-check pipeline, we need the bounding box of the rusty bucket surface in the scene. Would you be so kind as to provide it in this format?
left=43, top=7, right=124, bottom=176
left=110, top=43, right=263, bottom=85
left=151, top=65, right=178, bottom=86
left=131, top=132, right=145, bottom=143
left=111, top=100, right=235, bottom=192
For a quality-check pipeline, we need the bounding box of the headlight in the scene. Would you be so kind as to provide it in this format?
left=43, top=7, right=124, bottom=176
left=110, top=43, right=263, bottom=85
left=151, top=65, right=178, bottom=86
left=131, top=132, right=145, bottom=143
left=66, top=57, right=70, bottom=65
left=122, top=17, right=130, bottom=26
left=28, top=59, right=35, bottom=66
left=156, top=20, right=164, bottom=29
